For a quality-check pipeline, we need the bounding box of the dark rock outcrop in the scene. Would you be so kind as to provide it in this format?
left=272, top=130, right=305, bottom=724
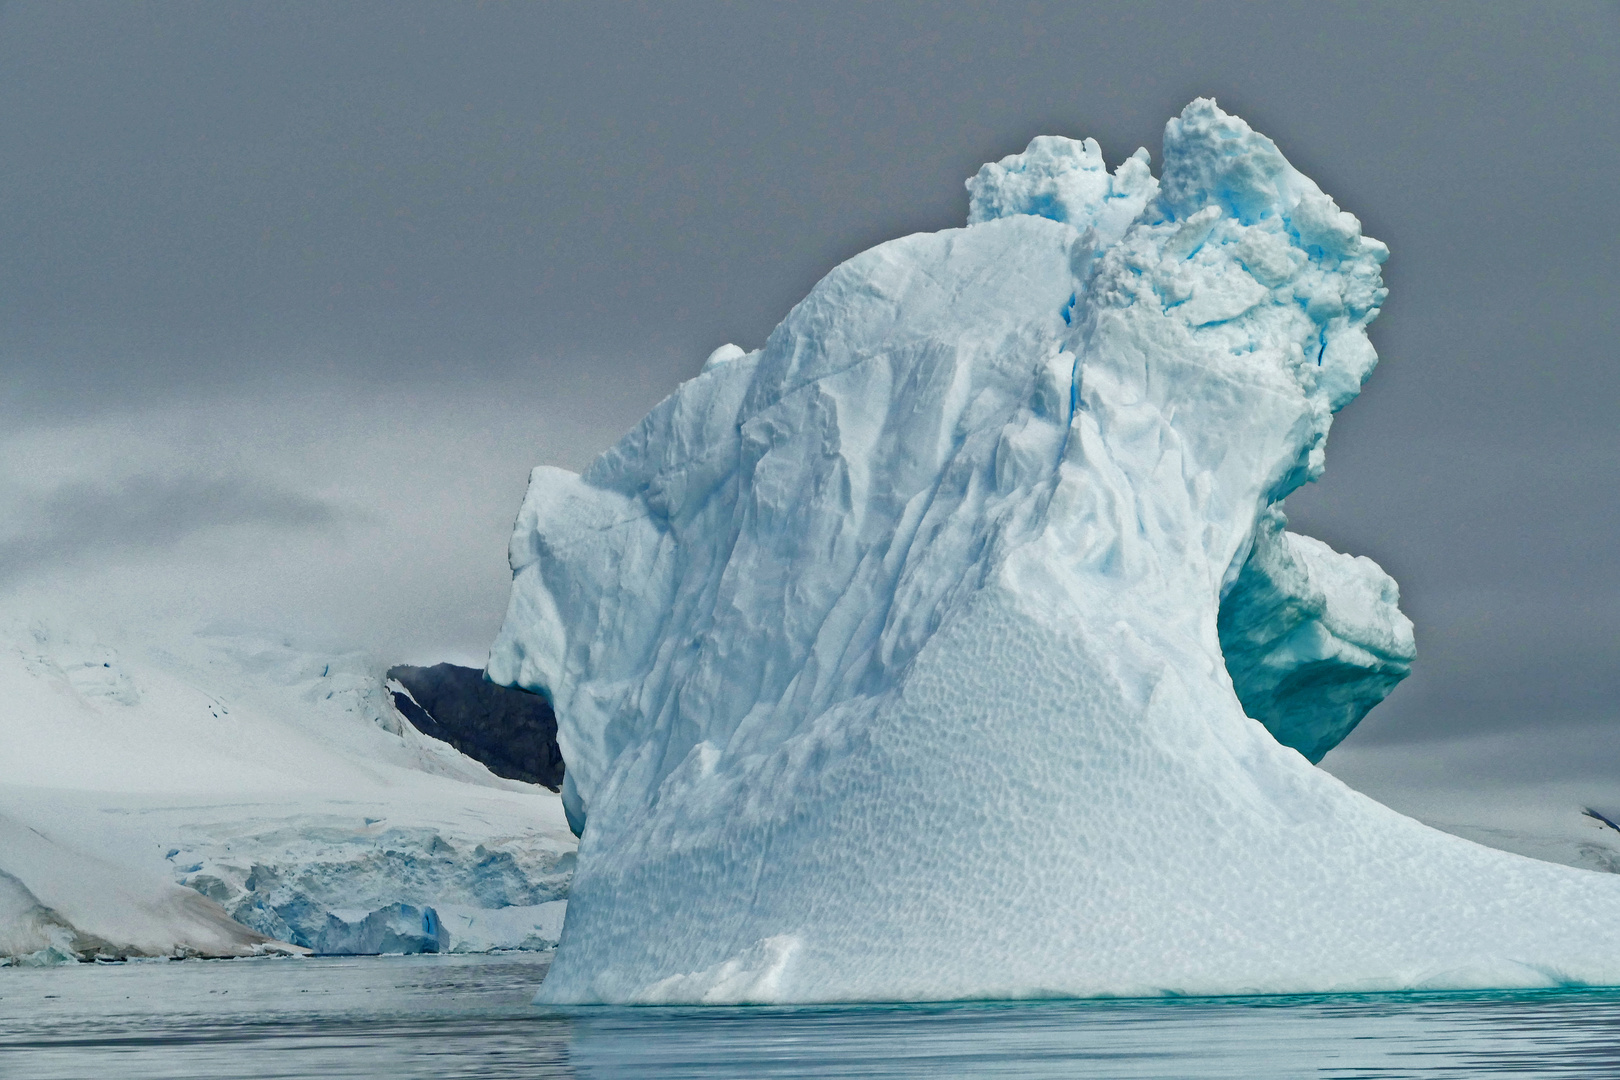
left=387, top=664, right=564, bottom=790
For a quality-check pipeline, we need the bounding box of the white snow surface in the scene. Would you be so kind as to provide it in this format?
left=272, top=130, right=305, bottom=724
left=0, top=618, right=574, bottom=963
left=492, top=99, right=1620, bottom=1004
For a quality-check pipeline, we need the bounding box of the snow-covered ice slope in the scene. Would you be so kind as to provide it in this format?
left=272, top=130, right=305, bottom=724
left=491, top=99, right=1620, bottom=1003
left=0, top=620, right=574, bottom=963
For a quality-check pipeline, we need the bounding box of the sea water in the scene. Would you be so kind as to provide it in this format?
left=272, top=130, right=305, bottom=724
left=2, top=954, right=1617, bottom=1079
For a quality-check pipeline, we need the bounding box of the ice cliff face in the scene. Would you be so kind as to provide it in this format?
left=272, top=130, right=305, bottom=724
left=491, top=100, right=1620, bottom=1003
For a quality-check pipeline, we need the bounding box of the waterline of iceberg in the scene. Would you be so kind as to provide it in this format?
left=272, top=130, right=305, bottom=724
left=490, top=99, right=1620, bottom=1003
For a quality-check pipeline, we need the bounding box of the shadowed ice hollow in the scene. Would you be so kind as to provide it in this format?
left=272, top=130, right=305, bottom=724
left=490, top=99, right=1620, bottom=1004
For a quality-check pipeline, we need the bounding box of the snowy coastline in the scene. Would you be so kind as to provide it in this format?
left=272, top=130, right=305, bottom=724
left=0, top=619, right=574, bottom=965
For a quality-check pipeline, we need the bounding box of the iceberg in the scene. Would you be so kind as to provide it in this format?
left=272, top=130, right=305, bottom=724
left=491, top=99, right=1620, bottom=1003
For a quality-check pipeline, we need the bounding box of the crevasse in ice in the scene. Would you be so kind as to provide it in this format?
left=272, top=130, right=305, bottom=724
left=490, top=99, right=1620, bottom=1003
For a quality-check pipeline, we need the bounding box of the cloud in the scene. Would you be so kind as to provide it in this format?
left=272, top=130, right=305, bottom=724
left=0, top=471, right=347, bottom=587
left=0, top=378, right=636, bottom=665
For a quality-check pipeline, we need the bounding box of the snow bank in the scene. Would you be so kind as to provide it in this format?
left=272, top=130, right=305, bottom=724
left=492, top=99, right=1620, bottom=1003
left=0, top=620, right=574, bottom=962
left=0, top=864, right=139, bottom=967
left=0, top=809, right=291, bottom=965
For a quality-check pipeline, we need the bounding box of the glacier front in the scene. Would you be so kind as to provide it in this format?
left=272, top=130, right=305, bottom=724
left=490, top=99, right=1620, bottom=1003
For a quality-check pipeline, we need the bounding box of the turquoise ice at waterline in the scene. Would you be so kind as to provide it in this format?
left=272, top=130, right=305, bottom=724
left=489, top=100, right=1620, bottom=1004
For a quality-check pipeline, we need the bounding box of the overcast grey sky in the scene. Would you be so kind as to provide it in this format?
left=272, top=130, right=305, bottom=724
left=2, top=2, right=1616, bottom=799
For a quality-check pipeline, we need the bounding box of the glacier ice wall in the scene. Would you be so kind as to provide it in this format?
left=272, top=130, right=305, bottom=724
left=491, top=99, right=1620, bottom=1003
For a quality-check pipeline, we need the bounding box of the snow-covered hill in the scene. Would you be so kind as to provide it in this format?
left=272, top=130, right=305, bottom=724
left=0, top=618, right=574, bottom=965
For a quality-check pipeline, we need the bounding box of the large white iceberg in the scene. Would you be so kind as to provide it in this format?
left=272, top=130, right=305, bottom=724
left=490, top=100, right=1620, bottom=1003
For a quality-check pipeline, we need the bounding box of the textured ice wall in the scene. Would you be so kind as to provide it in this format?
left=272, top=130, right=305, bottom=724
left=491, top=100, right=1620, bottom=1003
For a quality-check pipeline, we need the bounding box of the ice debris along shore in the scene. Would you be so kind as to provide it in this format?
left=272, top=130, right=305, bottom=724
left=492, top=99, right=1620, bottom=1004
left=0, top=621, right=574, bottom=965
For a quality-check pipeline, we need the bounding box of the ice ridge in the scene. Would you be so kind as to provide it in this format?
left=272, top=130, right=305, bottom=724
left=491, top=99, right=1620, bottom=1003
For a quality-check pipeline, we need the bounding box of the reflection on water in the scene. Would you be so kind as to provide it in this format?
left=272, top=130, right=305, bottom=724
left=3, top=954, right=1619, bottom=1079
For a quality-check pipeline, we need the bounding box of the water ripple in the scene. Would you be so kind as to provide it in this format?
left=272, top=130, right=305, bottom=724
left=3, top=955, right=1619, bottom=1079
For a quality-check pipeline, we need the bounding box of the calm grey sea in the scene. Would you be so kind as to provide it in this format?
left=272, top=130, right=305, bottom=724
left=2, top=953, right=1618, bottom=1079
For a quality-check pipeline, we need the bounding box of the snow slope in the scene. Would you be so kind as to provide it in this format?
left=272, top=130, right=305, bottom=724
left=0, top=619, right=574, bottom=963
left=491, top=99, right=1620, bottom=1003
